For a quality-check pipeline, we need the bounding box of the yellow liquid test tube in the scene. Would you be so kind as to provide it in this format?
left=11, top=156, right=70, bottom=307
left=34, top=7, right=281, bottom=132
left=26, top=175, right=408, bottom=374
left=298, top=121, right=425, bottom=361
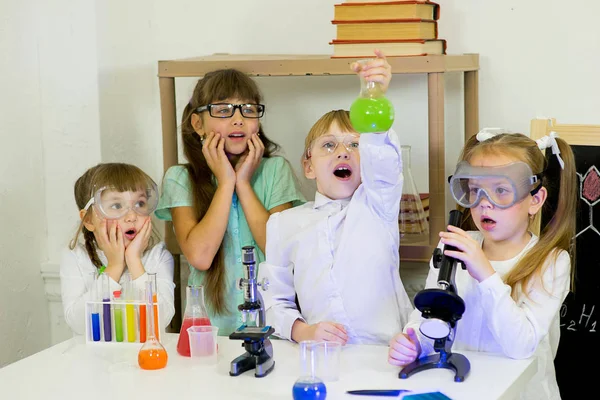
left=126, top=302, right=136, bottom=342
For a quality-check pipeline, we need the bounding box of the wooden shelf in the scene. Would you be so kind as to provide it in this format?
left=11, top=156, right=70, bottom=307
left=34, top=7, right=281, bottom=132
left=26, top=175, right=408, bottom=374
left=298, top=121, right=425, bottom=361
left=158, top=53, right=479, bottom=77
left=157, top=53, right=480, bottom=263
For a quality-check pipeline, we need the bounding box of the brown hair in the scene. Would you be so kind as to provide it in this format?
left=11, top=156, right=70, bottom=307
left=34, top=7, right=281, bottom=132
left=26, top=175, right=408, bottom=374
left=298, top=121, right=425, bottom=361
left=180, top=69, right=281, bottom=315
left=69, top=163, right=160, bottom=269
left=302, top=109, right=356, bottom=161
left=458, top=133, right=577, bottom=298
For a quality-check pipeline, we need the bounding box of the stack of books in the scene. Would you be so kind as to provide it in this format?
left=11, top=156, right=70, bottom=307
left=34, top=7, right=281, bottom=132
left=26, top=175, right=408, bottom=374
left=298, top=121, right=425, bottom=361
left=330, top=1, right=445, bottom=58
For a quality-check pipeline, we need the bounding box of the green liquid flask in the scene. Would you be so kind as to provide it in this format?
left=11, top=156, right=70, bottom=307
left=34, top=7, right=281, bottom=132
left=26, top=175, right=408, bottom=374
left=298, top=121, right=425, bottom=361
left=349, top=67, right=394, bottom=133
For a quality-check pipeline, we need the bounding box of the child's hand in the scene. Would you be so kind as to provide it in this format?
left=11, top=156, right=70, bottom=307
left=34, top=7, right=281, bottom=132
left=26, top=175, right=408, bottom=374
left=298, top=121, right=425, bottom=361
left=439, top=225, right=495, bottom=283
left=388, top=327, right=421, bottom=367
left=306, top=321, right=348, bottom=345
left=235, top=133, right=264, bottom=185
left=350, top=49, right=392, bottom=93
left=202, top=132, right=236, bottom=187
left=125, top=218, right=152, bottom=263
left=97, top=219, right=125, bottom=269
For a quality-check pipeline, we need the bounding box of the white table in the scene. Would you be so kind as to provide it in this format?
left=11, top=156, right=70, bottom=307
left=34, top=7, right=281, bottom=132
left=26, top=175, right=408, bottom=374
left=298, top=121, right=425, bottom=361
left=0, top=333, right=535, bottom=400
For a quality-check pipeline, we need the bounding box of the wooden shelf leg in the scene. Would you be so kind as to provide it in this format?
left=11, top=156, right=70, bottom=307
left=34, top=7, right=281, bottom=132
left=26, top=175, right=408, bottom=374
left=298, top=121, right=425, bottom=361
left=464, top=70, right=479, bottom=141
left=158, top=76, right=182, bottom=332
left=428, top=72, right=446, bottom=248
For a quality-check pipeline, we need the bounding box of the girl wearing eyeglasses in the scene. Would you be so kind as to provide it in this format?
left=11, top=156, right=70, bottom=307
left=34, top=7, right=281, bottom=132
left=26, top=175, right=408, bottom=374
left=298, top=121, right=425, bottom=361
left=61, top=163, right=175, bottom=335
left=155, top=69, right=304, bottom=336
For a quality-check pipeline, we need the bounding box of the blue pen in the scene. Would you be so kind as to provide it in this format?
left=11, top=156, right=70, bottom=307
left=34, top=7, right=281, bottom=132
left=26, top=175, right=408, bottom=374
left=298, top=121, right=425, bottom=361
left=347, top=390, right=410, bottom=397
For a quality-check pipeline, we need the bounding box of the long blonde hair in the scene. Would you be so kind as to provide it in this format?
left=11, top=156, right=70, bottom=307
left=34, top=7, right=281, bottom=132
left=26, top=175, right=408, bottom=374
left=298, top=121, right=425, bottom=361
left=70, top=163, right=160, bottom=269
left=459, top=133, right=577, bottom=298
left=179, top=69, right=281, bottom=315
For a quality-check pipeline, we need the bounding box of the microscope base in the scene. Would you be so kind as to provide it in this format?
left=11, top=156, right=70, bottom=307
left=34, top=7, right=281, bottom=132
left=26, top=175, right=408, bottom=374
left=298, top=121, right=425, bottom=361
left=229, top=338, right=275, bottom=378
left=398, top=352, right=470, bottom=382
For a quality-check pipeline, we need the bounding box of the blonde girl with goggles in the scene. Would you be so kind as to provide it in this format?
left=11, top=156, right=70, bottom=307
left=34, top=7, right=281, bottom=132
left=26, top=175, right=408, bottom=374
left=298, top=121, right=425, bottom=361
left=388, top=128, right=577, bottom=400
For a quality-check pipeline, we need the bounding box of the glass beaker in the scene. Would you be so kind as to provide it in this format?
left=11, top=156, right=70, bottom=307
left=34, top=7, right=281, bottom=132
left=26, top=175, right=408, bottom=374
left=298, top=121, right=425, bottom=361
left=399, top=145, right=429, bottom=244
left=177, top=285, right=212, bottom=357
left=138, top=280, right=168, bottom=370
left=188, top=325, right=219, bottom=366
left=293, top=341, right=327, bottom=400
left=349, top=61, right=395, bottom=134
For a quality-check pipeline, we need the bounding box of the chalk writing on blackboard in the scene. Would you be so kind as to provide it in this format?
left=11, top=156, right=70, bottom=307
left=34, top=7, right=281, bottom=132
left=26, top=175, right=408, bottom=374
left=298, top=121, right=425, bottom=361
left=577, top=166, right=600, bottom=237
left=560, top=303, right=597, bottom=333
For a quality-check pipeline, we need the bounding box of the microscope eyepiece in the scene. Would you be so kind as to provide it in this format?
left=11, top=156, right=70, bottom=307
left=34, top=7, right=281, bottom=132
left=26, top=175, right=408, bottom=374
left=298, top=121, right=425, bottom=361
left=242, top=246, right=256, bottom=265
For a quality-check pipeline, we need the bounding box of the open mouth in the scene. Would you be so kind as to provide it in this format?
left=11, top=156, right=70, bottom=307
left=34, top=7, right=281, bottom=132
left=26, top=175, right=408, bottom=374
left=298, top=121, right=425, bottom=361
left=333, top=164, right=353, bottom=181
left=228, top=132, right=246, bottom=140
left=480, top=216, right=496, bottom=230
left=124, top=228, right=137, bottom=240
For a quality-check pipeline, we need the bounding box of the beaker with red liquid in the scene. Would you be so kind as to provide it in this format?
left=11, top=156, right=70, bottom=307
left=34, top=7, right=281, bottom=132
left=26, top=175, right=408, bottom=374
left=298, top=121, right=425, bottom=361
left=177, top=285, right=212, bottom=357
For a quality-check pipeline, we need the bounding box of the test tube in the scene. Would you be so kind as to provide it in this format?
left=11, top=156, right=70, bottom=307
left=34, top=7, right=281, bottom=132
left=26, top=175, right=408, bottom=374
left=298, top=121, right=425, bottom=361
left=101, top=273, right=112, bottom=342
left=148, top=273, right=160, bottom=340
left=139, top=287, right=147, bottom=343
left=90, top=271, right=101, bottom=341
left=125, top=280, right=136, bottom=342
left=113, top=290, right=124, bottom=342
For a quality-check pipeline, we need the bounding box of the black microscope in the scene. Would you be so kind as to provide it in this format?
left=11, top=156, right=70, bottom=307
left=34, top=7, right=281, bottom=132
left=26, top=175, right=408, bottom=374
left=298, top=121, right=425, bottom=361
left=229, top=246, right=276, bottom=378
left=399, top=209, right=471, bottom=382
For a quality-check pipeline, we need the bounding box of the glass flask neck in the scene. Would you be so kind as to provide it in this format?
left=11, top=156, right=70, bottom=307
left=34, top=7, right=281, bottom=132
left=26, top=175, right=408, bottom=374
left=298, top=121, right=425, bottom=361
left=184, top=285, right=209, bottom=318
left=359, top=75, right=384, bottom=99
left=145, top=280, right=157, bottom=340
left=401, top=145, right=412, bottom=168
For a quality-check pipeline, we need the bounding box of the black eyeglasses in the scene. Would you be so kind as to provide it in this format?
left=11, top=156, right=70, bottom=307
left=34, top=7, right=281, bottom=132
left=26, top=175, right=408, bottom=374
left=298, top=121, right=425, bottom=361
left=196, top=103, right=265, bottom=119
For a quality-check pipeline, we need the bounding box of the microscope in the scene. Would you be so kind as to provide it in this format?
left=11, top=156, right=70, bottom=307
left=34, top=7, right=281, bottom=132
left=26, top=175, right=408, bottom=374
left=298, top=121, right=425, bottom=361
left=399, top=210, right=471, bottom=382
left=229, top=246, right=276, bottom=378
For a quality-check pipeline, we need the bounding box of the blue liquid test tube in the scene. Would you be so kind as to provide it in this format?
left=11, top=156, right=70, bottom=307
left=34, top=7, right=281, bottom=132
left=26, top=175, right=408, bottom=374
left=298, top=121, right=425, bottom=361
left=90, top=272, right=101, bottom=341
left=101, top=273, right=112, bottom=342
left=91, top=312, right=101, bottom=341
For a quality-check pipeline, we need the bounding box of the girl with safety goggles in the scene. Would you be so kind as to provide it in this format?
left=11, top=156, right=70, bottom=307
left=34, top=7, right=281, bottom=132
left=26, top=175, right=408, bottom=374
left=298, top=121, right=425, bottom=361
left=389, top=129, right=577, bottom=400
left=61, top=163, right=175, bottom=337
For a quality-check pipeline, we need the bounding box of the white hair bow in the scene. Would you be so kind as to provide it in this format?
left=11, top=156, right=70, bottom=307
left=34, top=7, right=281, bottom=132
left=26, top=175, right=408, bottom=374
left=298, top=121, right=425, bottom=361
left=475, top=127, right=512, bottom=142
left=536, top=131, right=565, bottom=169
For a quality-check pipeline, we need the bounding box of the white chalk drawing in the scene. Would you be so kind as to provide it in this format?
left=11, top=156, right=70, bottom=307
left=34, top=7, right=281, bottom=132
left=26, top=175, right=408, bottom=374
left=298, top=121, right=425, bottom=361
left=560, top=303, right=597, bottom=333
left=576, top=165, right=600, bottom=238
left=560, top=165, right=600, bottom=334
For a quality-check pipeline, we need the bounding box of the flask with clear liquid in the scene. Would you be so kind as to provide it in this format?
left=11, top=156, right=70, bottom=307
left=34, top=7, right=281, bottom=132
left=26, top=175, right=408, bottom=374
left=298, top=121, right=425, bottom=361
left=177, top=285, right=212, bottom=357
left=349, top=62, right=395, bottom=133
left=399, top=145, right=429, bottom=244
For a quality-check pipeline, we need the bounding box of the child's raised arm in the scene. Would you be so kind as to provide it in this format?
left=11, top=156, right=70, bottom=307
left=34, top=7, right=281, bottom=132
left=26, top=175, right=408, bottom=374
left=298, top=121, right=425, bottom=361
left=358, top=130, right=404, bottom=222
left=352, top=50, right=403, bottom=221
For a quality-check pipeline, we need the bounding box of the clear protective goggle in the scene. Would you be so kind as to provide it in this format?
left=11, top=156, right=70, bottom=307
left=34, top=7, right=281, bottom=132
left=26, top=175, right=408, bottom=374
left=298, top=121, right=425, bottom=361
left=449, top=161, right=542, bottom=209
left=306, top=134, right=360, bottom=158
left=83, top=184, right=159, bottom=220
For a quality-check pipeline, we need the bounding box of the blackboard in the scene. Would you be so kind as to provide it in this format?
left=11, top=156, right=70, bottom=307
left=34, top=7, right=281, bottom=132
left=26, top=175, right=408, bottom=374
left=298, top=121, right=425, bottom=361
left=542, top=144, right=600, bottom=399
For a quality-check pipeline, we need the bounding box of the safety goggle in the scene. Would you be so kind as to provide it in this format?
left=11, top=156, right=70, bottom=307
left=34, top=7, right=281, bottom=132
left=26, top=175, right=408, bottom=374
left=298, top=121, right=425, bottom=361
left=83, top=184, right=158, bottom=220
left=449, top=161, right=542, bottom=209
left=306, top=134, right=360, bottom=158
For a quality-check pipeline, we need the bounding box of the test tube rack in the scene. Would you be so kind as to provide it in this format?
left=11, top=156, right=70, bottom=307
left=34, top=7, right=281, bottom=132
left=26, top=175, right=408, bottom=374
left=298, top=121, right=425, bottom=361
left=84, top=300, right=161, bottom=345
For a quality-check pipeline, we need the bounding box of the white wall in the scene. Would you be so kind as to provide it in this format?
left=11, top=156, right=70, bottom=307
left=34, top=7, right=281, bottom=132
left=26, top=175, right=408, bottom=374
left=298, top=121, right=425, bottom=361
left=1, top=0, right=599, bottom=365
left=0, top=0, right=101, bottom=366
left=0, top=0, right=49, bottom=367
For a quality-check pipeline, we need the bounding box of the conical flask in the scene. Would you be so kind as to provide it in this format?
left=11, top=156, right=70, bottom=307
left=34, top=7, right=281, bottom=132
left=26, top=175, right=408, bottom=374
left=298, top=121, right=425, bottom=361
left=399, top=145, right=429, bottom=244
left=138, top=280, right=168, bottom=370
left=177, top=285, right=211, bottom=357
left=349, top=63, right=395, bottom=133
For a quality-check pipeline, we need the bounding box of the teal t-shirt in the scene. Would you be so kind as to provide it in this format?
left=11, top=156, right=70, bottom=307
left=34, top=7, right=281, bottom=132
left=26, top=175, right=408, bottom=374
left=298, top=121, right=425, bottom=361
left=155, top=156, right=305, bottom=336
